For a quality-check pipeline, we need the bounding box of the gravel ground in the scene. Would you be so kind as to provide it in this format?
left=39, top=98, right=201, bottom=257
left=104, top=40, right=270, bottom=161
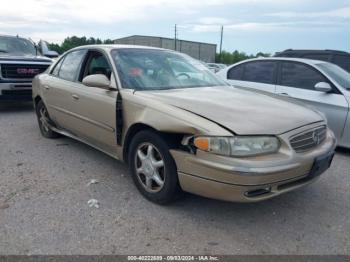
left=0, top=104, right=350, bottom=255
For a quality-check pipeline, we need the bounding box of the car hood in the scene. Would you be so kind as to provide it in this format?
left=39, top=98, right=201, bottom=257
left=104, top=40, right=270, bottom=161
left=0, top=54, right=52, bottom=63
left=136, top=86, right=324, bottom=135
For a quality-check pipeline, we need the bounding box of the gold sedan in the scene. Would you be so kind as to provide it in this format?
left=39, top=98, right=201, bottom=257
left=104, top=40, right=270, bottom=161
left=32, top=45, right=336, bottom=204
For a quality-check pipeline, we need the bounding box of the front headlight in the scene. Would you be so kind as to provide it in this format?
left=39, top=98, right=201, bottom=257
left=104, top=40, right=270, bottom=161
left=193, top=136, right=280, bottom=157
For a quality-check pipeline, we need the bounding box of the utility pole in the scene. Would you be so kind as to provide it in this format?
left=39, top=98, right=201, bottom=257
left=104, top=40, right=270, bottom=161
left=174, top=24, right=177, bottom=51
left=219, top=25, right=223, bottom=63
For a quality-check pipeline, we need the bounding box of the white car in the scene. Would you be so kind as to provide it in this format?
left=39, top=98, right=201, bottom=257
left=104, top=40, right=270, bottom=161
left=207, top=63, right=227, bottom=73
left=217, top=57, right=350, bottom=148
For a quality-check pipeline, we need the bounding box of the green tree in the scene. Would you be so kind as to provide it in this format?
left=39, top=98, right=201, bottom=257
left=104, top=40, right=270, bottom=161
left=47, top=43, right=63, bottom=54
left=48, top=36, right=116, bottom=54
left=103, top=39, right=114, bottom=44
left=216, top=50, right=271, bottom=64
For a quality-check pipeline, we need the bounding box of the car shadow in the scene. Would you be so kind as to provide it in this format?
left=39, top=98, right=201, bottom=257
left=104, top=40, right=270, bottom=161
left=0, top=102, right=34, bottom=112
left=163, top=185, right=326, bottom=227
left=335, top=146, right=350, bottom=156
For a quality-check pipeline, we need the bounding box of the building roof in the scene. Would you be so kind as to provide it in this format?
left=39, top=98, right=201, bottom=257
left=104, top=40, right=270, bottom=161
left=114, top=35, right=217, bottom=47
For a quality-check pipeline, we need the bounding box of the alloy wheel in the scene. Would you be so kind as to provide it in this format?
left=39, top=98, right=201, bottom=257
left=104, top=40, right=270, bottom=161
left=134, top=142, right=165, bottom=193
left=39, top=106, right=50, bottom=133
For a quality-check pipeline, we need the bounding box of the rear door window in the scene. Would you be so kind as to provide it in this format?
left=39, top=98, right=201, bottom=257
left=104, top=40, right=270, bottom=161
left=58, top=50, right=86, bottom=81
left=280, top=62, right=327, bottom=90
left=242, top=61, right=276, bottom=84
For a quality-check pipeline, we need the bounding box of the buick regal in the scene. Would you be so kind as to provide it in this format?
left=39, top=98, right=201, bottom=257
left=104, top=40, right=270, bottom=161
left=32, top=45, right=336, bottom=204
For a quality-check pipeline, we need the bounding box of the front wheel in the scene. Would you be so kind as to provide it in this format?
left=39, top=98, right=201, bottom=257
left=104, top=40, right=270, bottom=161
left=128, top=130, right=182, bottom=204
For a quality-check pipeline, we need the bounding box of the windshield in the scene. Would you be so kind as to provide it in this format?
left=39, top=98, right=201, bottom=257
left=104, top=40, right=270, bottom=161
left=111, top=48, right=227, bottom=90
left=0, top=36, right=36, bottom=55
left=317, top=63, right=350, bottom=90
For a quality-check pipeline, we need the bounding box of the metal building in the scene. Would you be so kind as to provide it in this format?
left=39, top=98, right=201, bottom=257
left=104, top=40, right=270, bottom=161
left=114, top=35, right=217, bottom=63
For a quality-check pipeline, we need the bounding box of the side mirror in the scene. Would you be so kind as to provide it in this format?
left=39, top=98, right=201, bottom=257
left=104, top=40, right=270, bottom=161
left=82, top=74, right=116, bottom=90
left=315, top=82, right=332, bottom=93
left=44, top=50, right=59, bottom=58
left=38, top=40, right=59, bottom=58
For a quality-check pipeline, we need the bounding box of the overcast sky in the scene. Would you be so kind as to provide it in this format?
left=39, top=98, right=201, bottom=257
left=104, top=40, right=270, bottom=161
left=0, top=0, right=349, bottom=54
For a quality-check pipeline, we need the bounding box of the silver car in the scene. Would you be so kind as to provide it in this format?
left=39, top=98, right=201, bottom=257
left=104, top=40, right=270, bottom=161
left=217, top=57, right=350, bottom=148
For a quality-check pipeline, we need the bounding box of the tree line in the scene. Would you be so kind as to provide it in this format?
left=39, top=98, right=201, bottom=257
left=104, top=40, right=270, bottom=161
left=216, top=50, right=271, bottom=64
left=48, top=36, right=270, bottom=64
left=47, top=36, right=114, bottom=54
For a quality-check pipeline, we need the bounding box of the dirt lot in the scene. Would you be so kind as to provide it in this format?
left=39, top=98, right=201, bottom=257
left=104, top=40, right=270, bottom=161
left=0, top=104, right=350, bottom=255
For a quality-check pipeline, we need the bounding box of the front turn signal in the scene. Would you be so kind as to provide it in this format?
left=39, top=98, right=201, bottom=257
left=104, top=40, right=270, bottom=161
left=193, top=137, right=210, bottom=151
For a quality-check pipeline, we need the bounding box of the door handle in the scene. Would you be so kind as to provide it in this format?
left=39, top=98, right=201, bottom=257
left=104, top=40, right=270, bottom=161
left=44, top=85, right=50, bottom=90
left=72, top=94, right=79, bottom=100
left=278, top=92, right=290, bottom=96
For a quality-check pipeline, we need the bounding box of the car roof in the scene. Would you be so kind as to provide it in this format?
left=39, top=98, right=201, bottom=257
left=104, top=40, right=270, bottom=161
left=70, top=44, right=167, bottom=52
left=236, top=57, right=330, bottom=66
left=276, top=49, right=349, bottom=55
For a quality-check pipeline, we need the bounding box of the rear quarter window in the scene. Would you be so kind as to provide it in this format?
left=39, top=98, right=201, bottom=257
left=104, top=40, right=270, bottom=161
left=227, top=65, right=244, bottom=80
left=51, top=58, right=64, bottom=76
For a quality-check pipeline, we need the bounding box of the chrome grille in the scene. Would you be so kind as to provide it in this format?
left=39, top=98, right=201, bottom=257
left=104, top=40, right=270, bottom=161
left=290, top=126, right=327, bottom=152
left=0, top=64, right=49, bottom=79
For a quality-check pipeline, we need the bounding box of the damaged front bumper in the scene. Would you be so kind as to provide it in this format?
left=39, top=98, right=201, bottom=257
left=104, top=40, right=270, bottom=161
left=170, top=124, right=337, bottom=203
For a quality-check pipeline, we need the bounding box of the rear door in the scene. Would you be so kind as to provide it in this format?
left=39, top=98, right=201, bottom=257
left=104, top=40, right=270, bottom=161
left=66, top=49, right=118, bottom=155
left=276, top=61, right=348, bottom=140
left=43, top=49, right=86, bottom=131
left=226, top=61, right=277, bottom=94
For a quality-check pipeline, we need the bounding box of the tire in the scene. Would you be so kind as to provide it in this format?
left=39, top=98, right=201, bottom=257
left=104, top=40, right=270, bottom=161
left=128, top=130, right=182, bottom=204
left=35, top=100, right=60, bottom=139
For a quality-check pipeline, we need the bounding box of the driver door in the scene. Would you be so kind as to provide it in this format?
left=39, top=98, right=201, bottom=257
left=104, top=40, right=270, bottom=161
left=276, top=61, right=348, bottom=140
left=67, top=49, right=119, bottom=155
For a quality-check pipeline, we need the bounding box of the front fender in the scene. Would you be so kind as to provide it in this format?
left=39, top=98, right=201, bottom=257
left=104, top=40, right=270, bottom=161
left=121, top=90, right=233, bottom=137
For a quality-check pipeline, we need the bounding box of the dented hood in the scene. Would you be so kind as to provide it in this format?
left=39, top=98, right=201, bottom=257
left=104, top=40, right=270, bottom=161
left=137, top=86, right=324, bottom=135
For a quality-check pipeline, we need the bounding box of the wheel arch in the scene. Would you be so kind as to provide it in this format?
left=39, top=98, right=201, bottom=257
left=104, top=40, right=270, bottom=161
left=34, top=95, right=42, bottom=108
left=122, top=123, right=188, bottom=164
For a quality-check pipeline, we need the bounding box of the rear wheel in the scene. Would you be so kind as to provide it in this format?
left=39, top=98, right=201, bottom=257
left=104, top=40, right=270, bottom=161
left=128, top=130, right=182, bottom=204
left=36, top=100, right=60, bottom=138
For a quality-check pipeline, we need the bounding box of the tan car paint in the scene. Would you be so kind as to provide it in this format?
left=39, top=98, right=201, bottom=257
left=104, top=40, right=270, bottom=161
left=138, top=86, right=325, bottom=135
left=32, top=45, right=337, bottom=203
